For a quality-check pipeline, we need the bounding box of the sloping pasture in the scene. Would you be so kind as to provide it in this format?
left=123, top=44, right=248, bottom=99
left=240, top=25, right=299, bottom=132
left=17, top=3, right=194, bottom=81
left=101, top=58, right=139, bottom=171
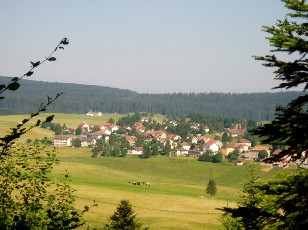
left=51, top=148, right=292, bottom=229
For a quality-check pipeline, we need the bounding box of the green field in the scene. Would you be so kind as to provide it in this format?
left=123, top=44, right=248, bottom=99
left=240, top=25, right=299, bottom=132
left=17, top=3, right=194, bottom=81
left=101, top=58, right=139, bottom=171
left=0, top=113, right=295, bottom=229
left=49, top=147, right=294, bottom=229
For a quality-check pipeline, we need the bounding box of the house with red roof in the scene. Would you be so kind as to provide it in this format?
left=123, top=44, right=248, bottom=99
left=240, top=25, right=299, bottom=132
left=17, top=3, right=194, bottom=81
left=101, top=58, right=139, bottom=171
left=78, top=122, right=90, bottom=132
left=92, top=130, right=105, bottom=139
left=225, top=128, right=247, bottom=137
left=237, top=139, right=252, bottom=148
left=166, top=133, right=181, bottom=141
left=203, top=139, right=222, bottom=153
left=198, top=135, right=210, bottom=144
left=98, top=122, right=112, bottom=130
left=124, top=135, right=136, bottom=146
left=129, top=147, right=143, bottom=155
left=155, top=130, right=167, bottom=139
left=181, top=142, right=191, bottom=150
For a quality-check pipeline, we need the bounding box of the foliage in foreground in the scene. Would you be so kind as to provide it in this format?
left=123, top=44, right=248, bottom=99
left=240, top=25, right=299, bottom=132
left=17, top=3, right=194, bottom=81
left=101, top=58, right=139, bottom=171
left=253, top=0, right=308, bottom=163
left=0, top=38, right=94, bottom=229
left=220, top=1, right=308, bottom=229
left=220, top=164, right=308, bottom=229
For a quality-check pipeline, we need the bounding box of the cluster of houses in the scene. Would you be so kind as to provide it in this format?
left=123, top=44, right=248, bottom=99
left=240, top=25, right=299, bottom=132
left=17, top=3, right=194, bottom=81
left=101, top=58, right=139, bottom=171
left=51, top=116, right=287, bottom=167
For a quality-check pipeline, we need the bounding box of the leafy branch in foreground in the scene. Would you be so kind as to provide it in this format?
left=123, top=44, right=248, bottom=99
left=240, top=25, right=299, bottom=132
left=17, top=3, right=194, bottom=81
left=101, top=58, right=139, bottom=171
left=219, top=165, right=308, bottom=229
left=220, top=1, right=308, bottom=229
left=252, top=0, right=308, bottom=163
left=0, top=38, right=94, bottom=229
left=0, top=37, right=69, bottom=154
left=0, top=38, right=69, bottom=98
left=0, top=92, right=63, bottom=156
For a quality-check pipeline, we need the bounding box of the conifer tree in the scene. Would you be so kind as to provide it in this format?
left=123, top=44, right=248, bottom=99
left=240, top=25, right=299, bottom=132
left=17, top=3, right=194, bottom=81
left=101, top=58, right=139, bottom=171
left=220, top=1, right=308, bottom=227
left=206, top=179, right=217, bottom=197
left=104, top=200, right=146, bottom=230
left=253, top=0, right=308, bottom=163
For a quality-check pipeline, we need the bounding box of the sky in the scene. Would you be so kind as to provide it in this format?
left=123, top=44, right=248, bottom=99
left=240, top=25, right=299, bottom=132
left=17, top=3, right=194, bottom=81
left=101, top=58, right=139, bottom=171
left=0, top=0, right=291, bottom=94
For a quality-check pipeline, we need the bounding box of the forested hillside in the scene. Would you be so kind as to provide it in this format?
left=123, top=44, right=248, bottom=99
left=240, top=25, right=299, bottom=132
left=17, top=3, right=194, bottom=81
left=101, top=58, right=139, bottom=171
left=0, top=76, right=303, bottom=121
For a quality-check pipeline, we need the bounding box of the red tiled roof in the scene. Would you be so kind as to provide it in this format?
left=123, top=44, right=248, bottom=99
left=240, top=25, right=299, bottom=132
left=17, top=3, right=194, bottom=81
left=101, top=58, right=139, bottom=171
left=251, top=145, right=269, bottom=151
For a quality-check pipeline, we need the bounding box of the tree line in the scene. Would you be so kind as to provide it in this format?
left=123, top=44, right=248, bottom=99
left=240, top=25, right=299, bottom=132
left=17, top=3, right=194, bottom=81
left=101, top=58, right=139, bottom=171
left=0, top=76, right=303, bottom=121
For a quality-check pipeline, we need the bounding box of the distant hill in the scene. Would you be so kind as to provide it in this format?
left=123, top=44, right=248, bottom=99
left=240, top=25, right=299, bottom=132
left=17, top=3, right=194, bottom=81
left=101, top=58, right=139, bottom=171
left=0, top=76, right=304, bottom=121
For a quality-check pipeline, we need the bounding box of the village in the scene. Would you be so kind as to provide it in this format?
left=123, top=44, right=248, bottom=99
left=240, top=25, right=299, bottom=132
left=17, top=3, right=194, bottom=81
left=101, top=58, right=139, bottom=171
left=44, top=112, right=291, bottom=168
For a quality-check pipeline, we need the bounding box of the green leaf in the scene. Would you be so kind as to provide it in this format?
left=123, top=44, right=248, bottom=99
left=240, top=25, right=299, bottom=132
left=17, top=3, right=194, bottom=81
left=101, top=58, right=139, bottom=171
left=26, top=71, right=34, bottom=76
left=59, top=46, right=64, bottom=49
left=0, top=85, right=5, bottom=90
left=45, top=115, right=54, bottom=123
left=30, top=61, right=40, bottom=68
left=48, top=57, right=56, bottom=61
left=22, top=119, right=29, bottom=124
left=0, top=96, right=4, bottom=100
left=7, top=82, right=20, bottom=91
left=61, top=38, right=69, bottom=45
left=35, top=120, right=41, bottom=126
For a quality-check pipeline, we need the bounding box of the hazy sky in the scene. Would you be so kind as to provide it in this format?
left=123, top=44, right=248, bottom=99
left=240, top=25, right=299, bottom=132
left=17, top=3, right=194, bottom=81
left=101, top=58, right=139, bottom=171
left=1, top=0, right=289, bottom=93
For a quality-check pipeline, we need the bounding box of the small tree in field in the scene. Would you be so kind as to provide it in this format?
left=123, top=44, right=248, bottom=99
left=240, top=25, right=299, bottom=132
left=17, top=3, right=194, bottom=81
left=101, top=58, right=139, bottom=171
left=104, top=199, right=146, bottom=230
left=206, top=179, right=217, bottom=197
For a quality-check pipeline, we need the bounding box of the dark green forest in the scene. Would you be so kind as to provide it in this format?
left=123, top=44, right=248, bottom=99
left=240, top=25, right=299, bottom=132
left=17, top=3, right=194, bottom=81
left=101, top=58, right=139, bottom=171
left=0, top=76, right=303, bottom=121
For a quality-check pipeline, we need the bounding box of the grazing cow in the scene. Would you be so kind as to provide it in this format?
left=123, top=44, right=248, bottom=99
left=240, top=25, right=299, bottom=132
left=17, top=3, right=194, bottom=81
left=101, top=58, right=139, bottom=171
left=129, top=181, right=149, bottom=186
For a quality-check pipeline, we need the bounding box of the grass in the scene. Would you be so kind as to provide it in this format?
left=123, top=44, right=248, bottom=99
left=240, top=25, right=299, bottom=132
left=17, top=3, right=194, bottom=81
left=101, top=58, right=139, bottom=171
left=0, top=113, right=295, bottom=229
left=49, top=149, right=242, bottom=229
left=48, top=147, right=293, bottom=229
left=0, top=114, right=54, bottom=143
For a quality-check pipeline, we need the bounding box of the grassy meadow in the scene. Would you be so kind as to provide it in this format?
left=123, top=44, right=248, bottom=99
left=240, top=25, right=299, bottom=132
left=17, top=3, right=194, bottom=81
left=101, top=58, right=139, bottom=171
left=0, top=113, right=296, bottom=229
left=52, top=147, right=295, bottom=229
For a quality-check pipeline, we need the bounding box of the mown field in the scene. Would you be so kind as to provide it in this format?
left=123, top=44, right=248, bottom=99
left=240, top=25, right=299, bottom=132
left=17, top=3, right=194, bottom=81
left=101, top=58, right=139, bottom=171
left=0, top=113, right=296, bottom=229
left=51, top=147, right=295, bottom=229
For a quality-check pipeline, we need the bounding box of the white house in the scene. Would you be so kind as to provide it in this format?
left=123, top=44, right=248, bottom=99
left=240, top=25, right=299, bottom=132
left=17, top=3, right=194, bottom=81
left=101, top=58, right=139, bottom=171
left=129, top=147, right=143, bottom=155
left=181, top=142, right=191, bottom=150
left=174, top=148, right=188, bottom=156
left=78, top=122, right=90, bottom=132
left=110, top=125, right=119, bottom=132
left=80, top=138, right=96, bottom=147
left=203, top=139, right=220, bottom=153
left=53, top=135, right=72, bottom=147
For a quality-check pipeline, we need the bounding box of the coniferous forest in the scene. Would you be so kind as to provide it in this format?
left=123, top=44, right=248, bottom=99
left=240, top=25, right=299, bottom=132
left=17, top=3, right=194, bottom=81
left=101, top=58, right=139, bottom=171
left=0, top=76, right=303, bottom=121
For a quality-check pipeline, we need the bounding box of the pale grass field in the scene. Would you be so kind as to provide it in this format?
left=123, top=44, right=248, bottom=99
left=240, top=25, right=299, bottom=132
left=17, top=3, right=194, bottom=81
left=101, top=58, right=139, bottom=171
left=0, top=114, right=54, bottom=143
left=52, top=156, right=238, bottom=229
left=73, top=184, right=232, bottom=229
